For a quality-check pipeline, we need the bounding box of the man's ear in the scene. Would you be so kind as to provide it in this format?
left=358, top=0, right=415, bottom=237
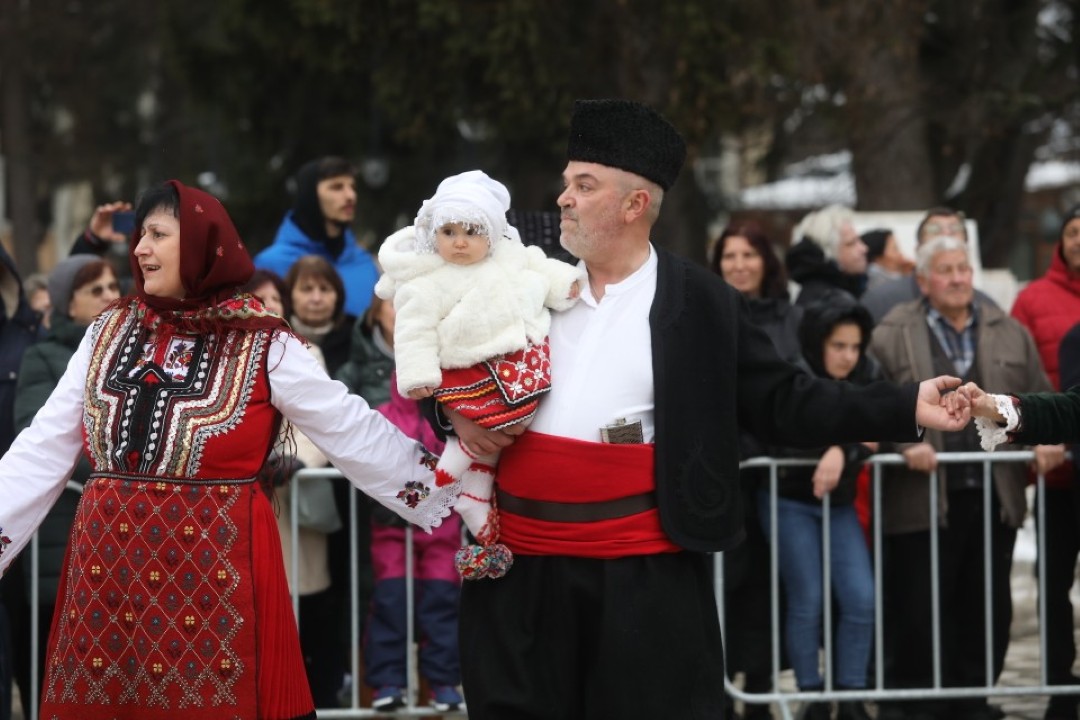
left=624, top=189, right=651, bottom=223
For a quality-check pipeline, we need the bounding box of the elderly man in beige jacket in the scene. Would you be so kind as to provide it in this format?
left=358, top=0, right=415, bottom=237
left=869, top=234, right=1063, bottom=720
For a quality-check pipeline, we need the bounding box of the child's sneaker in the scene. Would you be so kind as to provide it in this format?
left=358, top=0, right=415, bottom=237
left=429, top=685, right=465, bottom=712
left=372, top=686, right=406, bottom=711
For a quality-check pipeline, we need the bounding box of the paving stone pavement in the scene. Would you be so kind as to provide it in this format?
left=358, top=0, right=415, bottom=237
left=990, top=554, right=1079, bottom=720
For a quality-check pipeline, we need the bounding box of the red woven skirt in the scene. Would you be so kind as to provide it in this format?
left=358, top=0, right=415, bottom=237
left=39, top=474, right=314, bottom=720
left=434, top=338, right=551, bottom=430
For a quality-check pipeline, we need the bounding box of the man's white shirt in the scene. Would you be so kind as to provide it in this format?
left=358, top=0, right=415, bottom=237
left=530, top=245, right=657, bottom=443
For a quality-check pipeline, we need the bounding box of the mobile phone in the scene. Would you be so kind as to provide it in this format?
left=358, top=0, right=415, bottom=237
left=112, top=210, right=136, bottom=236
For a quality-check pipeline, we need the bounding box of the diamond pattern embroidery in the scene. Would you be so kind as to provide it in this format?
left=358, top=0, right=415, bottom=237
left=48, top=478, right=245, bottom=710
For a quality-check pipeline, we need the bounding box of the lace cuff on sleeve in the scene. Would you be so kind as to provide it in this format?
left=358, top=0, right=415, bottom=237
left=975, top=394, right=1021, bottom=451
left=392, top=445, right=458, bottom=533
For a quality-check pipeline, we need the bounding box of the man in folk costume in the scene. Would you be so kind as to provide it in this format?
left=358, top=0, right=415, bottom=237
left=445, top=98, right=970, bottom=720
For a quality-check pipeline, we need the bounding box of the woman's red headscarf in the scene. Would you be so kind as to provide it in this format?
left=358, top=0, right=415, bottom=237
left=124, top=180, right=288, bottom=335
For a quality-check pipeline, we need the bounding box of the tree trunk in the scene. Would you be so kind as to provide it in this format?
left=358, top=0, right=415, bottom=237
left=654, top=172, right=711, bottom=264
left=611, top=2, right=709, bottom=262
left=848, top=99, right=936, bottom=210
left=0, top=3, right=38, bottom=271
left=843, top=3, right=936, bottom=210
left=926, top=0, right=1048, bottom=268
left=960, top=123, right=1044, bottom=268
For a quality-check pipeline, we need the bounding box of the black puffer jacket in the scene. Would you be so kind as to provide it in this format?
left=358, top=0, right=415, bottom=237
left=334, top=313, right=394, bottom=407
left=14, top=312, right=87, bottom=604
left=785, top=236, right=866, bottom=306
left=769, top=299, right=879, bottom=506
left=738, top=296, right=803, bottom=463
left=0, top=245, right=41, bottom=455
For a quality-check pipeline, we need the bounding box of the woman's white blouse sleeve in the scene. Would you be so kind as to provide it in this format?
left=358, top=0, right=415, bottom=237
left=0, top=327, right=92, bottom=575
left=267, top=332, right=454, bottom=531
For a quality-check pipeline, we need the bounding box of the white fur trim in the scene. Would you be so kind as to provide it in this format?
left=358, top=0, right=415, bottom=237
left=384, top=237, right=582, bottom=395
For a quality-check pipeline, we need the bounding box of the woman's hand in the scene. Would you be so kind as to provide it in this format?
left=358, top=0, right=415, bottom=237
left=812, top=446, right=845, bottom=499
left=958, top=382, right=1005, bottom=421
left=407, top=386, right=435, bottom=399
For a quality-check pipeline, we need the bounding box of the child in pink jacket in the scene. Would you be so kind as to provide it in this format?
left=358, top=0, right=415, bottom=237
left=365, top=378, right=465, bottom=713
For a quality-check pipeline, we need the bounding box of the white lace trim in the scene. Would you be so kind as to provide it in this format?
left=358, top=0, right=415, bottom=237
left=414, top=204, right=498, bottom=255
left=975, top=393, right=1020, bottom=452
left=404, top=479, right=461, bottom=533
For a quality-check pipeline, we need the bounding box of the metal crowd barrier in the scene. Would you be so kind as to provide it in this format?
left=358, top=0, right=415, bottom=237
left=21, top=455, right=1080, bottom=720
left=722, top=451, right=1080, bottom=720
left=287, top=468, right=466, bottom=719
left=24, top=480, right=84, bottom=720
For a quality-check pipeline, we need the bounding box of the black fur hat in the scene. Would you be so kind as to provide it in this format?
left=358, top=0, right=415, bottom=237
left=567, top=99, right=686, bottom=190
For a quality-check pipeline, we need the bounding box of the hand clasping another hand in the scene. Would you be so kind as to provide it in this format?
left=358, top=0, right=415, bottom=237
left=954, top=381, right=1006, bottom=422
left=916, top=375, right=970, bottom=431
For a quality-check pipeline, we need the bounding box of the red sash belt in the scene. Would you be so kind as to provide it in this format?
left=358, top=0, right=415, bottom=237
left=495, top=431, right=681, bottom=558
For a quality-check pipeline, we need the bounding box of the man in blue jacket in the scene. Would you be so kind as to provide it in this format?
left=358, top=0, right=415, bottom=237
left=254, top=156, right=379, bottom=317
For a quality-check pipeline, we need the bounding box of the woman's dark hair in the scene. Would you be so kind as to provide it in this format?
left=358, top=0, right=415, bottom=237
left=241, top=269, right=291, bottom=319
left=133, top=182, right=181, bottom=232
left=284, top=254, right=346, bottom=324
left=70, top=260, right=113, bottom=296
left=798, top=296, right=874, bottom=380
left=710, top=221, right=788, bottom=299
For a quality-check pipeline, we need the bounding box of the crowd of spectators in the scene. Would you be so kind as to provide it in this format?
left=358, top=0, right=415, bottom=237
left=1, top=156, right=1078, bottom=720
left=712, top=204, right=1080, bottom=720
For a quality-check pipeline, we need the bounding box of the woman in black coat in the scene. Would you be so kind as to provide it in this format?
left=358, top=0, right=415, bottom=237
left=710, top=221, right=801, bottom=719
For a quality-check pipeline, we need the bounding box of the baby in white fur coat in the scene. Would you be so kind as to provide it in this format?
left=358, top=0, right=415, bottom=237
left=375, top=170, right=584, bottom=577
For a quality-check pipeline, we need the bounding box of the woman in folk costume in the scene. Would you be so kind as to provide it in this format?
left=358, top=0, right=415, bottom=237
left=0, top=180, right=452, bottom=720
left=376, top=170, right=584, bottom=578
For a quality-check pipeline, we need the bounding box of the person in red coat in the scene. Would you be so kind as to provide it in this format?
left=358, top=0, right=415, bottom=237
left=1009, top=205, right=1080, bottom=720
left=1012, top=207, right=1080, bottom=388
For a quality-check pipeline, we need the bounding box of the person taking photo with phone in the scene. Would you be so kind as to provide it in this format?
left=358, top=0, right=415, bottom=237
left=68, top=201, right=135, bottom=255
